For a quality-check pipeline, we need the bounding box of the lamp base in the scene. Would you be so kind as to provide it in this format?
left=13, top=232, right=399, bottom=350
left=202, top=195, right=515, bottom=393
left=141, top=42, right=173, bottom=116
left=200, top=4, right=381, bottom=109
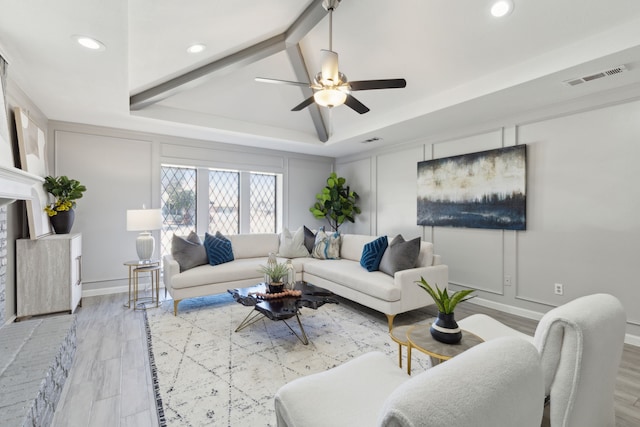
left=136, top=232, right=155, bottom=261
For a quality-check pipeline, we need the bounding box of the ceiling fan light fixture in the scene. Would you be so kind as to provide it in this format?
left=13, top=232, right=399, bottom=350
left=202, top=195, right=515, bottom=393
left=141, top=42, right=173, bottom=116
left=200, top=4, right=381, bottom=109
left=314, top=89, right=347, bottom=108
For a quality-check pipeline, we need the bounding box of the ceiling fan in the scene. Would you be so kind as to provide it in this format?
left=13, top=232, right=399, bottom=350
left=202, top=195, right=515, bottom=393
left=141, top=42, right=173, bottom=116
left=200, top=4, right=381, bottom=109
left=255, top=0, right=406, bottom=114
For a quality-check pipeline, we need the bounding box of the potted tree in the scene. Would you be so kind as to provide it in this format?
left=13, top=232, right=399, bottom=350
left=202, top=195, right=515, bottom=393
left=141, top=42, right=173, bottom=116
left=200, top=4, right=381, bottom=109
left=310, top=172, right=360, bottom=232
left=43, top=175, right=87, bottom=234
left=416, top=277, right=474, bottom=344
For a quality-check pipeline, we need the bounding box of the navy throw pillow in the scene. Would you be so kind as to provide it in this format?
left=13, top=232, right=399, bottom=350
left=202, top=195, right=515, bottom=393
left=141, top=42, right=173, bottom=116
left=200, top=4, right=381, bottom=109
left=360, top=236, right=388, bottom=272
left=204, top=232, right=234, bottom=266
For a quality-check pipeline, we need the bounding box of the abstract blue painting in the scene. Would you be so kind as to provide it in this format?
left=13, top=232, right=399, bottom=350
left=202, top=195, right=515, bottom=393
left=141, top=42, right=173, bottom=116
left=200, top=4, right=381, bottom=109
left=417, top=145, right=526, bottom=230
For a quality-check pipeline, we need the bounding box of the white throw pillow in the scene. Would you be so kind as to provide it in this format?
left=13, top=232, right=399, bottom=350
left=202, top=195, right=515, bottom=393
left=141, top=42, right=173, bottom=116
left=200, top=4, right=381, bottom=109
left=278, top=227, right=310, bottom=258
left=312, top=229, right=341, bottom=259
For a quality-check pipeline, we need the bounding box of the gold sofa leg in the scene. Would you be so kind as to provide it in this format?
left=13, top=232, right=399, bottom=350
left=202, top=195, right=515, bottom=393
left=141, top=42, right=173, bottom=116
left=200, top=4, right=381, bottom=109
left=386, top=314, right=396, bottom=332
left=173, top=299, right=181, bottom=316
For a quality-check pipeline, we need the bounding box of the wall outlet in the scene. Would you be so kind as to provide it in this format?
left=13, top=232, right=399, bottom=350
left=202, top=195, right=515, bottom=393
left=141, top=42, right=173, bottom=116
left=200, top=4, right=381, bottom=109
left=504, top=275, right=512, bottom=286
left=554, top=283, right=564, bottom=295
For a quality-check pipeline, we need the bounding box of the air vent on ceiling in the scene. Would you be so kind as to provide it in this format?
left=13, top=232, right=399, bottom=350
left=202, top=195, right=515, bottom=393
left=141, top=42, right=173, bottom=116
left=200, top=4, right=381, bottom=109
left=562, top=64, right=628, bottom=87
left=361, top=137, right=383, bottom=144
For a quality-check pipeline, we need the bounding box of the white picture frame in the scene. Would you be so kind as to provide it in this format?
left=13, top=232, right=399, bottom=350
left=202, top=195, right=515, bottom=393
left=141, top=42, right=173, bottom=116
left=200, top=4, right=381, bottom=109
left=0, top=73, right=13, bottom=168
left=15, top=107, right=52, bottom=238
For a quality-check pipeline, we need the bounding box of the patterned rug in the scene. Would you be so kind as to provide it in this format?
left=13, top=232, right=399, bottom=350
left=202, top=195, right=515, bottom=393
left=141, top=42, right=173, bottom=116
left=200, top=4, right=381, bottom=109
left=144, top=293, right=434, bottom=427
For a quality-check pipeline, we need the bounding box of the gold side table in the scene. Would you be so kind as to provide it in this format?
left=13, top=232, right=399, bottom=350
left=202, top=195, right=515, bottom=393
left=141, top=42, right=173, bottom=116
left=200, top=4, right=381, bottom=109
left=123, top=260, right=160, bottom=308
left=406, top=324, right=483, bottom=375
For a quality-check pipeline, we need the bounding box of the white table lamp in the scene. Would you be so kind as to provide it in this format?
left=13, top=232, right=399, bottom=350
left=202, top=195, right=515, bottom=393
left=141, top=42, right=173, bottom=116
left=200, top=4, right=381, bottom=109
left=127, top=208, right=162, bottom=261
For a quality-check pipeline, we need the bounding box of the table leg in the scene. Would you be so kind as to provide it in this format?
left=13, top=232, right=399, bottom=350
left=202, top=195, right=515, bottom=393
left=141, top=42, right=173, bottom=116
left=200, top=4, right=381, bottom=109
left=155, top=268, right=160, bottom=307
left=124, top=266, right=133, bottom=308
left=282, top=313, right=309, bottom=345
left=235, top=309, right=265, bottom=332
left=407, top=343, right=412, bottom=375
left=398, top=343, right=403, bottom=368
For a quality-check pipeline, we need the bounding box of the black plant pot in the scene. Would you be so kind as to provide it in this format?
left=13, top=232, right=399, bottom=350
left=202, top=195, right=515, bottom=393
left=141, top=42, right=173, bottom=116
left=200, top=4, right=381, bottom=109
left=268, top=283, right=284, bottom=294
left=50, top=209, right=75, bottom=234
left=430, top=311, right=462, bottom=344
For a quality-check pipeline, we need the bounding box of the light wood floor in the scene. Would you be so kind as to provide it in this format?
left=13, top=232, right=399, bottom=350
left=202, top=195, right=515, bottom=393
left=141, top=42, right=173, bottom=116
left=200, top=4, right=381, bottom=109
left=51, top=293, right=640, bottom=426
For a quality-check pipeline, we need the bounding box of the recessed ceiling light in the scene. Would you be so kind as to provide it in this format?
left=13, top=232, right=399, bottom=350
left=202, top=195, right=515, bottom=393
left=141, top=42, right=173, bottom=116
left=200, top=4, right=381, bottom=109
left=491, top=0, right=514, bottom=18
left=187, top=44, right=206, bottom=54
left=72, top=35, right=106, bottom=51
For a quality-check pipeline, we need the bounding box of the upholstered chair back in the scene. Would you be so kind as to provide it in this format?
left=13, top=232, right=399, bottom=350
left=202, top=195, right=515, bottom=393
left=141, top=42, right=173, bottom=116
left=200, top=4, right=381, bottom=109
left=379, top=337, right=544, bottom=427
left=534, top=293, right=626, bottom=427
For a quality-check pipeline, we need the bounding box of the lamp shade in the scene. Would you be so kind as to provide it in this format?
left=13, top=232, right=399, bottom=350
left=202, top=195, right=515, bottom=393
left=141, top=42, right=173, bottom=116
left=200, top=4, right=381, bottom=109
left=126, top=209, right=162, bottom=231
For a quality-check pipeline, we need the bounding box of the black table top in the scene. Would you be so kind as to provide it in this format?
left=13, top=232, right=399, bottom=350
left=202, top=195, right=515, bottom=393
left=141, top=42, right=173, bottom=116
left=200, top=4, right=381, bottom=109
left=228, top=281, right=338, bottom=321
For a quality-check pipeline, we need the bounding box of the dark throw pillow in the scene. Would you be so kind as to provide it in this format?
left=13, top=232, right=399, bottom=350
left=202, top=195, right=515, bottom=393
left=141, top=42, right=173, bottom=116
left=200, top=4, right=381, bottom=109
left=171, top=231, right=208, bottom=272
left=303, top=226, right=316, bottom=253
left=379, top=235, right=421, bottom=276
left=360, top=235, right=388, bottom=272
left=204, top=231, right=234, bottom=266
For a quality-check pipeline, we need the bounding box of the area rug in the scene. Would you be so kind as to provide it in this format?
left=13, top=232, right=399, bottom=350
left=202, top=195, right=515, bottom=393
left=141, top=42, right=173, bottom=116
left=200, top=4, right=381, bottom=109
left=144, top=294, right=434, bottom=426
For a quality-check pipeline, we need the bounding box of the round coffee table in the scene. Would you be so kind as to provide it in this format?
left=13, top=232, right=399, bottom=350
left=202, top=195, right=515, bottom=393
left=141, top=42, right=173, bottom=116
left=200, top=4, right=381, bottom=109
left=406, top=324, right=483, bottom=374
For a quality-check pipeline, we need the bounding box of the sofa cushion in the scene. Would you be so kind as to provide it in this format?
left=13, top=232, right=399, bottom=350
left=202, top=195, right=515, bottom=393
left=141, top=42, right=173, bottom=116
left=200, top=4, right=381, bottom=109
left=304, top=259, right=401, bottom=301
left=228, top=233, right=279, bottom=259
left=360, top=235, right=388, bottom=272
left=312, top=229, right=341, bottom=259
left=171, top=257, right=268, bottom=289
left=204, top=232, right=234, bottom=266
left=278, top=227, right=310, bottom=258
left=340, top=234, right=378, bottom=261
left=171, top=231, right=208, bottom=272
left=303, top=226, right=316, bottom=253
left=379, top=235, right=421, bottom=276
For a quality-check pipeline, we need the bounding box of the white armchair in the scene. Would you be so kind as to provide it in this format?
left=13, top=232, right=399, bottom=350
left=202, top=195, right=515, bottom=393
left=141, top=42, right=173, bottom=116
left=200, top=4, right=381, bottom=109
left=274, top=337, right=544, bottom=427
left=458, top=293, right=626, bottom=427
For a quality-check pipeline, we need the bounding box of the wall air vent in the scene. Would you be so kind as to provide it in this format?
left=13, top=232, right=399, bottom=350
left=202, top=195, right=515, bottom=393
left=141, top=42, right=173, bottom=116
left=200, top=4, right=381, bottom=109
left=562, top=64, right=628, bottom=87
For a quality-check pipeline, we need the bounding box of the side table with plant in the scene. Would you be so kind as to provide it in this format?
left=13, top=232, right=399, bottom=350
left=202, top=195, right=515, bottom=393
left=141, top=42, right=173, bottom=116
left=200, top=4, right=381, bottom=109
left=43, top=175, right=87, bottom=234
left=417, top=277, right=475, bottom=344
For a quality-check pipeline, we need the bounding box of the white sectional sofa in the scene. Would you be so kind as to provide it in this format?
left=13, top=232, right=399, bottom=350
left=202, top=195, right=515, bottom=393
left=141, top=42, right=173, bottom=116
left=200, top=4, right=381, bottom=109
left=163, top=232, right=448, bottom=330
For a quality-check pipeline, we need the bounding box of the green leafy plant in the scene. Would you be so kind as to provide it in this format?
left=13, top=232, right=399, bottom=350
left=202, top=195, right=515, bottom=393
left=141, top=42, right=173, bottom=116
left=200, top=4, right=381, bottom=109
left=310, top=172, right=361, bottom=231
left=43, top=175, right=87, bottom=217
left=258, top=262, right=289, bottom=283
left=416, top=277, right=474, bottom=314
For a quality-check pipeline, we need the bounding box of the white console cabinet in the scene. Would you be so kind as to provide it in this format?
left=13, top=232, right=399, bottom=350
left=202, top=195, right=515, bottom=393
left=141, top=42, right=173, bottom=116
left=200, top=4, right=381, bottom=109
left=17, top=233, right=82, bottom=318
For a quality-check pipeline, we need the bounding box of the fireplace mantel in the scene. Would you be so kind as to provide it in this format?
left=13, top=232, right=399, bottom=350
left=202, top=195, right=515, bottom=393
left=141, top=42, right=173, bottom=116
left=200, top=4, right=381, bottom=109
left=0, top=164, right=43, bottom=206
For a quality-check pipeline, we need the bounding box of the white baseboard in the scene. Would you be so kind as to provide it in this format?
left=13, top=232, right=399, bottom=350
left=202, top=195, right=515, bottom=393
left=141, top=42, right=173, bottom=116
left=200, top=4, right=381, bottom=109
left=469, top=297, right=640, bottom=347
left=82, top=284, right=165, bottom=298
left=468, top=297, right=545, bottom=322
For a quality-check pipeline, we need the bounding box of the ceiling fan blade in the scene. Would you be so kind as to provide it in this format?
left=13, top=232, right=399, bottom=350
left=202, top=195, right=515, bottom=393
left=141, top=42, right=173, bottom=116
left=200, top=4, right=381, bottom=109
left=344, top=94, right=370, bottom=114
left=349, top=79, right=407, bottom=91
left=291, top=96, right=316, bottom=111
left=255, top=77, right=309, bottom=87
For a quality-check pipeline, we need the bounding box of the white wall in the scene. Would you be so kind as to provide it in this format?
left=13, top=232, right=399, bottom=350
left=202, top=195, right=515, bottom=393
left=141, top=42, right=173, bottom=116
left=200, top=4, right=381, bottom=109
left=50, top=122, right=333, bottom=293
left=337, top=99, right=640, bottom=338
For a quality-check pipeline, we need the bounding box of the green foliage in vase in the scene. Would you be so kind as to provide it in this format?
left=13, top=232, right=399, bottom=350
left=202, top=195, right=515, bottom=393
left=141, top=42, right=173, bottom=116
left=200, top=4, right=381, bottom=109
left=309, top=172, right=361, bottom=231
left=416, top=277, right=475, bottom=314
left=258, top=262, right=289, bottom=283
left=43, top=175, right=87, bottom=217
